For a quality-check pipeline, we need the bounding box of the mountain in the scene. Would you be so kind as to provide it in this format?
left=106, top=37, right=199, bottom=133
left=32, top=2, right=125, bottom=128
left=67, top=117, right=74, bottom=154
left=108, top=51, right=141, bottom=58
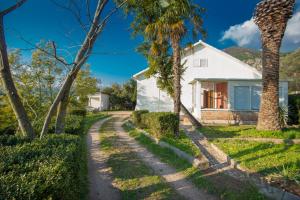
left=224, top=47, right=300, bottom=92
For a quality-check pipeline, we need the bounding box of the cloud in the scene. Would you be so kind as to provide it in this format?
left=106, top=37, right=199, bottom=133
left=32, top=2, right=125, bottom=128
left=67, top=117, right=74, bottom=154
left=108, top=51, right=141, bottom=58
left=220, top=10, right=300, bottom=51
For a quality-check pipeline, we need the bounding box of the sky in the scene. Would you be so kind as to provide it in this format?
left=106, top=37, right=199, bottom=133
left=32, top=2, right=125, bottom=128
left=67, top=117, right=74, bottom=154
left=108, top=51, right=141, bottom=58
left=2, top=0, right=300, bottom=86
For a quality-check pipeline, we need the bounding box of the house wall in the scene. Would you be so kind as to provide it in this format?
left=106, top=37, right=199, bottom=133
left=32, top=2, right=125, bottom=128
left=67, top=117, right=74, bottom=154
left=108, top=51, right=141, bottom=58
left=200, top=110, right=258, bottom=124
left=135, top=76, right=173, bottom=112
left=88, top=94, right=110, bottom=111
left=99, top=94, right=109, bottom=111
left=135, top=43, right=262, bottom=114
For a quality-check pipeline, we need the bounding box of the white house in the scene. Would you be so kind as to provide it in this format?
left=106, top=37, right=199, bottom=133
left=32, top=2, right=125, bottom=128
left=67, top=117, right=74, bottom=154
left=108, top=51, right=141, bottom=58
left=133, top=40, right=288, bottom=124
left=87, top=93, right=110, bottom=111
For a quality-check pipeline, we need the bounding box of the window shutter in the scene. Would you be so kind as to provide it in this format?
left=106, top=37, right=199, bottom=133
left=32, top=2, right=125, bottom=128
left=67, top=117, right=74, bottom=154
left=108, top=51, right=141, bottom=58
left=251, top=86, right=261, bottom=110
left=234, top=86, right=250, bottom=110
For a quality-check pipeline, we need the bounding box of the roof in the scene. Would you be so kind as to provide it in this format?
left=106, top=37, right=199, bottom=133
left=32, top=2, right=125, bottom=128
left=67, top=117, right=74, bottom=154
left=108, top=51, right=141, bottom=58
left=132, top=40, right=262, bottom=79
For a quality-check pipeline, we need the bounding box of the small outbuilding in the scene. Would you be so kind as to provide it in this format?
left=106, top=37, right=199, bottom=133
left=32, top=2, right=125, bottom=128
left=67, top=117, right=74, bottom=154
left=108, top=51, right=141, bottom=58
left=87, top=92, right=109, bottom=111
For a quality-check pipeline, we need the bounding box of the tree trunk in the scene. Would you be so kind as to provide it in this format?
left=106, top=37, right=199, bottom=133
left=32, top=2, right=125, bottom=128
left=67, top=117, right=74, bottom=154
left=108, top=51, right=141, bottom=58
left=256, top=41, right=281, bottom=130
left=55, top=92, right=69, bottom=134
left=180, top=102, right=202, bottom=128
left=0, top=16, right=35, bottom=139
left=171, top=37, right=181, bottom=136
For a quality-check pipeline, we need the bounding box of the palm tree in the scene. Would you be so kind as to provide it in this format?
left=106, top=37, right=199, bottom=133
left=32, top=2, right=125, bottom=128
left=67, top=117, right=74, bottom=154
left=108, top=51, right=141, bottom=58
left=128, top=0, right=205, bottom=136
left=254, top=0, right=295, bottom=130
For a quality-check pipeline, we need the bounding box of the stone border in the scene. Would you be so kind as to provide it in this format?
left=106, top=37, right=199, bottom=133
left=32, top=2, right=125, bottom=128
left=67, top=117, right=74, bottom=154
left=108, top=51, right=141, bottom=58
left=196, top=130, right=300, bottom=200
left=126, top=122, right=209, bottom=170
left=207, top=137, right=300, bottom=145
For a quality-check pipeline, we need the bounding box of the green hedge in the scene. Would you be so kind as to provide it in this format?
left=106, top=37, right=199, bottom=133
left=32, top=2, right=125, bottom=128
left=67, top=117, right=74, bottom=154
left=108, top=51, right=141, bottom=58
left=288, top=94, right=300, bottom=125
left=0, top=134, right=87, bottom=200
left=140, top=112, right=179, bottom=138
left=47, top=115, right=84, bottom=135
left=70, top=109, right=87, bottom=117
left=132, top=110, right=149, bottom=128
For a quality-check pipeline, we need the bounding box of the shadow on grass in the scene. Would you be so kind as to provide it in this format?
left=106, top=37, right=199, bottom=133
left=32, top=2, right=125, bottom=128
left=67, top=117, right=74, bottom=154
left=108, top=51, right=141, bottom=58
left=125, top=123, right=266, bottom=200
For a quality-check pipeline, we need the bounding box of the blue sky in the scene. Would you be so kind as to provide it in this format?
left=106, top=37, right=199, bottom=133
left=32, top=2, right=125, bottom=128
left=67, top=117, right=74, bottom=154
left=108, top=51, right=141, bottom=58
left=2, top=0, right=300, bottom=85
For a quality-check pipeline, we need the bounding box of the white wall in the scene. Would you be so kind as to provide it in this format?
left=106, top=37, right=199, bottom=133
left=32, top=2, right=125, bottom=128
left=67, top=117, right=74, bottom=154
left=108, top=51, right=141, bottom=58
left=135, top=75, right=173, bottom=112
left=88, top=93, right=109, bottom=111
left=134, top=42, right=290, bottom=115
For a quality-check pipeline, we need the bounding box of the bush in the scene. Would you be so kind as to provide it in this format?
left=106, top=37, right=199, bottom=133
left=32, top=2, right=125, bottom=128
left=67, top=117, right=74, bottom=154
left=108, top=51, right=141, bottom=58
left=47, top=115, right=84, bottom=135
left=132, top=110, right=149, bottom=127
left=0, top=134, right=87, bottom=200
left=288, top=94, right=300, bottom=125
left=140, top=112, right=179, bottom=138
left=70, top=109, right=87, bottom=117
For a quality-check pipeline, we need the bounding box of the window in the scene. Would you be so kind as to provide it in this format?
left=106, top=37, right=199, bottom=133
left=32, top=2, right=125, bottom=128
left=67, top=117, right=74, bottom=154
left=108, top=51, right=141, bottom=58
left=200, top=59, right=208, bottom=67
left=279, top=87, right=284, bottom=106
left=234, top=86, right=250, bottom=110
left=193, top=58, right=208, bottom=67
left=251, top=86, right=261, bottom=110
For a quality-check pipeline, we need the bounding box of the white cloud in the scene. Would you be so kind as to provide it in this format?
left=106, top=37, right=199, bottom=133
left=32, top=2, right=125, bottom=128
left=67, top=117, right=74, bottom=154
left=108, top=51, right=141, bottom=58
left=220, top=10, right=300, bottom=51
left=220, top=18, right=260, bottom=47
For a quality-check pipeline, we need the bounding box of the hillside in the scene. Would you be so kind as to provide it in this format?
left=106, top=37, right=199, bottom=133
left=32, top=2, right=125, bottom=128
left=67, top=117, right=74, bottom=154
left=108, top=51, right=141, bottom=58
left=224, top=47, right=300, bottom=91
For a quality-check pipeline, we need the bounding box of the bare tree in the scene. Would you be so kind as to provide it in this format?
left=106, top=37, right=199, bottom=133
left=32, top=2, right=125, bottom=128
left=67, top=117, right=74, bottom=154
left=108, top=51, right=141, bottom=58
left=40, top=0, right=127, bottom=137
left=0, top=0, right=36, bottom=139
left=254, top=0, right=295, bottom=130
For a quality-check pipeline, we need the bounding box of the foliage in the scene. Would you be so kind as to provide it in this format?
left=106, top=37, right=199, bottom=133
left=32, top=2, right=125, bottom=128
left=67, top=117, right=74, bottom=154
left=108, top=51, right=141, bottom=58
left=132, top=110, right=149, bottom=127
left=71, top=65, right=99, bottom=109
left=47, top=115, right=84, bottom=135
left=0, top=134, right=87, bottom=200
left=124, top=125, right=266, bottom=200
left=102, top=79, right=137, bottom=110
left=140, top=112, right=179, bottom=137
left=199, top=125, right=300, bottom=139
left=279, top=106, right=289, bottom=128
left=288, top=94, right=300, bottom=125
left=70, top=109, right=87, bottom=117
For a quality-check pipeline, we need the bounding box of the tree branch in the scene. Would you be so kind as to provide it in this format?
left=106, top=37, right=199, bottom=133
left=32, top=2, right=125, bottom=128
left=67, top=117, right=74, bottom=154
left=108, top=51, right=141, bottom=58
left=0, top=0, right=28, bottom=16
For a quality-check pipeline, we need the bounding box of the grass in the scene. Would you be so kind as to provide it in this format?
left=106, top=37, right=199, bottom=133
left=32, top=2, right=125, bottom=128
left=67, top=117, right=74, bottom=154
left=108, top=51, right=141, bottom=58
left=99, top=118, right=182, bottom=200
left=123, top=123, right=266, bottom=200
left=160, top=131, right=201, bottom=157
left=199, top=125, right=300, bottom=139
left=212, top=139, right=300, bottom=184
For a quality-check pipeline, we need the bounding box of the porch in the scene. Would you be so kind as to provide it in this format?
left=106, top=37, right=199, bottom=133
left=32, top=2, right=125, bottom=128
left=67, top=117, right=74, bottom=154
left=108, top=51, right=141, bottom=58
left=190, top=79, right=262, bottom=124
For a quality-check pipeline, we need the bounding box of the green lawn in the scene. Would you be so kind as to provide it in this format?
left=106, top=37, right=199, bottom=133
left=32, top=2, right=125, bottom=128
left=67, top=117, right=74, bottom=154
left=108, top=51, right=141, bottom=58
left=199, top=125, right=300, bottom=139
left=212, top=139, right=300, bottom=184
left=99, top=118, right=182, bottom=200
left=142, top=127, right=201, bottom=157
left=123, top=123, right=266, bottom=200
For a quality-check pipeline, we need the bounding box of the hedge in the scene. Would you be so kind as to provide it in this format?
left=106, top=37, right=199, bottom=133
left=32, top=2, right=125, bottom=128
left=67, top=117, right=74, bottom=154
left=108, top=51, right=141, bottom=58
left=132, top=110, right=149, bottom=128
left=140, top=112, right=179, bottom=138
left=0, top=134, right=87, bottom=200
left=70, top=109, right=87, bottom=117
left=288, top=94, right=300, bottom=125
left=47, top=115, right=84, bottom=135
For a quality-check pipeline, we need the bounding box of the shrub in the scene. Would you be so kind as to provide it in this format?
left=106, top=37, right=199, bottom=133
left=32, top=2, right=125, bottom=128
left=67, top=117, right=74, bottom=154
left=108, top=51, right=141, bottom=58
left=70, top=109, right=87, bottom=117
left=0, top=134, right=87, bottom=200
left=140, top=112, right=179, bottom=138
left=132, top=110, right=149, bottom=127
left=47, top=115, right=84, bottom=135
left=288, top=94, right=300, bottom=125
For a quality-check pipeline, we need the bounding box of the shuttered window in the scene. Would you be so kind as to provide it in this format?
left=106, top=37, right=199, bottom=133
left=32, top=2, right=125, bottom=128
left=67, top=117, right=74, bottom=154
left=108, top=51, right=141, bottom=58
left=234, top=86, right=250, bottom=110
left=251, top=86, right=261, bottom=110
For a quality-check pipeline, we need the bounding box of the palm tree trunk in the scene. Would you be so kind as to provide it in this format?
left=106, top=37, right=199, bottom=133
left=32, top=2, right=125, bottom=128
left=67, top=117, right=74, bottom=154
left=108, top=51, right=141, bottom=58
left=0, top=16, right=35, bottom=139
left=171, top=36, right=181, bottom=136
left=257, top=42, right=281, bottom=130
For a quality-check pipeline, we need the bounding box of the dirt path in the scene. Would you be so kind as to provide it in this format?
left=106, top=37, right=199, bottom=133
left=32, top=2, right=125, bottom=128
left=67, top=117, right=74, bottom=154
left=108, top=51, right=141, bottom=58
left=113, top=115, right=217, bottom=200
left=87, top=117, right=121, bottom=200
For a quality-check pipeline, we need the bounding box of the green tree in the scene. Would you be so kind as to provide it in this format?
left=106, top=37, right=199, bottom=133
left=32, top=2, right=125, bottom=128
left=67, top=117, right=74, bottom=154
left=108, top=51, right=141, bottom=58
left=127, top=0, right=205, bottom=135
